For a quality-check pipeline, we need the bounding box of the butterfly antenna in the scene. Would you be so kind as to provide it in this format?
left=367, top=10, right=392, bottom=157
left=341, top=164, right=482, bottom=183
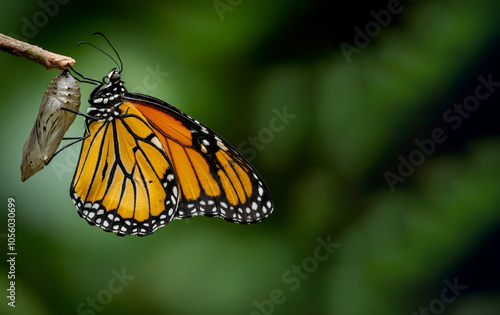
left=77, top=40, right=121, bottom=72
left=92, top=32, right=123, bottom=73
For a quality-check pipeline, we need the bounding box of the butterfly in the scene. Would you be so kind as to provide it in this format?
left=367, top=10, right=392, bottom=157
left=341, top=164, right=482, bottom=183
left=21, top=70, right=81, bottom=182
left=68, top=33, right=273, bottom=236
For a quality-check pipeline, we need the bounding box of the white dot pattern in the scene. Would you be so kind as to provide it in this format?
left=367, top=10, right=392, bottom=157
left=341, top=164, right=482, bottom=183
left=69, top=69, right=273, bottom=236
left=71, top=162, right=179, bottom=236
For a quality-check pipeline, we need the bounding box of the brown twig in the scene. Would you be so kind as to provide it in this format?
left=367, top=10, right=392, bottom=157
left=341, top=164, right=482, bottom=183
left=0, top=33, right=75, bottom=70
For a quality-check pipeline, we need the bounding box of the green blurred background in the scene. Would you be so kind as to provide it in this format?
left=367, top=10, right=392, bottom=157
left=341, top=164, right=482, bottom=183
left=1, top=0, right=500, bottom=314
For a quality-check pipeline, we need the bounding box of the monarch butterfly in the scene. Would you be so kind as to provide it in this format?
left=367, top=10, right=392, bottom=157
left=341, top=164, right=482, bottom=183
left=69, top=33, right=273, bottom=236
left=21, top=70, right=81, bottom=182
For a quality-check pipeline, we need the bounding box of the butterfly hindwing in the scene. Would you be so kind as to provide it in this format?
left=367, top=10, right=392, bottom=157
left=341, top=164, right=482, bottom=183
left=124, top=93, right=274, bottom=224
left=70, top=102, right=179, bottom=236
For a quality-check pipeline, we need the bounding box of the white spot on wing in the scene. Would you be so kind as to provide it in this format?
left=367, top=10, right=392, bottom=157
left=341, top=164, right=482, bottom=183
left=151, top=136, right=164, bottom=151
left=217, top=140, right=227, bottom=151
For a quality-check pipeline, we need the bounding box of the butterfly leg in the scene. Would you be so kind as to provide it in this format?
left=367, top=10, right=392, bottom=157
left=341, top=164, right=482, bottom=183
left=61, top=107, right=96, bottom=120
left=68, top=65, right=101, bottom=86
left=50, top=132, right=90, bottom=163
left=50, top=110, right=94, bottom=162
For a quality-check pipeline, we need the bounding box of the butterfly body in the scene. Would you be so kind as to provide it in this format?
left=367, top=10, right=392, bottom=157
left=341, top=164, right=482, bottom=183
left=71, top=68, right=273, bottom=236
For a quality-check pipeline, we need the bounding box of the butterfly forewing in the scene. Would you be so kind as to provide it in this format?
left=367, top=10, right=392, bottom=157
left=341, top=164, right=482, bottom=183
left=125, top=93, right=274, bottom=224
left=70, top=102, right=178, bottom=236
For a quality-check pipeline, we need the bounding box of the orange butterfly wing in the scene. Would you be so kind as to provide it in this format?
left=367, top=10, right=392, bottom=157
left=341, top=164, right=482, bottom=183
left=70, top=102, right=179, bottom=236
left=125, top=93, right=274, bottom=224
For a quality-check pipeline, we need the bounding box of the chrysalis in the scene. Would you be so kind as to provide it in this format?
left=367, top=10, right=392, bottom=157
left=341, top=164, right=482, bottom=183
left=21, top=70, right=81, bottom=181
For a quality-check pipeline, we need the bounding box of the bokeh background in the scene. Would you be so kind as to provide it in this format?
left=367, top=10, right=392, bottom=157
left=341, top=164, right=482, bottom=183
left=1, top=0, right=500, bottom=314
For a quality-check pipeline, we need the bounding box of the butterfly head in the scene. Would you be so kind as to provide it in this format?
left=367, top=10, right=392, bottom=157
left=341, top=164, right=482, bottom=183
left=89, top=68, right=127, bottom=108
left=74, top=33, right=127, bottom=108
left=104, top=68, right=122, bottom=85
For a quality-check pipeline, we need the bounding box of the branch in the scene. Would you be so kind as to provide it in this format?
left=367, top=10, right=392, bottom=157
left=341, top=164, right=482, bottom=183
left=0, top=33, right=75, bottom=70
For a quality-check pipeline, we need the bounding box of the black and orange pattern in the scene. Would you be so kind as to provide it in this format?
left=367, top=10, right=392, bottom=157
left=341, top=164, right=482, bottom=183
left=70, top=68, right=273, bottom=236
left=71, top=102, right=178, bottom=235
left=128, top=94, right=273, bottom=223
